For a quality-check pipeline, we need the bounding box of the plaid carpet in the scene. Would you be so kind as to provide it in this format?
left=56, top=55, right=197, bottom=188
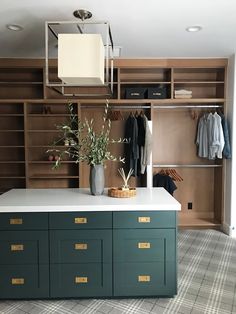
left=0, top=229, right=236, bottom=314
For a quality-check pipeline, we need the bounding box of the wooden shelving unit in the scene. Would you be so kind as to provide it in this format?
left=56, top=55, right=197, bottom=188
left=0, top=102, right=26, bottom=193
left=0, top=58, right=228, bottom=228
left=24, top=102, right=79, bottom=188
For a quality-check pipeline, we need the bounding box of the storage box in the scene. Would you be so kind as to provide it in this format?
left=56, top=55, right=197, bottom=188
left=147, top=86, right=167, bottom=99
left=125, top=88, right=147, bottom=99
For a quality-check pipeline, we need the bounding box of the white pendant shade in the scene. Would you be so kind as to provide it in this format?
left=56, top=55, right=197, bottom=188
left=58, top=34, right=104, bottom=85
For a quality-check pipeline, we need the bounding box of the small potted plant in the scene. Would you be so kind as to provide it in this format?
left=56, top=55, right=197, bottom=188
left=47, top=101, right=125, bottom=195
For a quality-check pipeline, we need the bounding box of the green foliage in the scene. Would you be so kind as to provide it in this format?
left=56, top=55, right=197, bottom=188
left=47, top=101, right=126, bottom=169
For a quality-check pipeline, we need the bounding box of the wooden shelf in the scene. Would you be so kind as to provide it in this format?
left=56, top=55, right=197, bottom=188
left=0, top=161, right=25, bottom=164
left=0, top=81, right=43, bottom=85
left=28, top=114, right=73, bottom=117
left=0, top=114, right=24, bottom=117
left=27, top=130, right=60, bottom=133
left=0, top=176, right=25, bottom=179
left=28, top=145, right=64, bottom=148
left=0, top=98, right=225, bottom=104
left=174, top=81, right=224, bottom=84
left=120, top=81, right=171, bottom=84
left=29, top=175, right=79, bottom=179
left=29, top=161, right=75, bottom=164
left=0, top=145, right=24, bottom=148
left=0, top=130, right=24, bottom=132
left=178, top=216, right=221, bottom=229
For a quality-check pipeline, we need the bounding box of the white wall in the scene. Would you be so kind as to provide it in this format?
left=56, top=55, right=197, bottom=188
left=224, top=54, right=236, bottom=237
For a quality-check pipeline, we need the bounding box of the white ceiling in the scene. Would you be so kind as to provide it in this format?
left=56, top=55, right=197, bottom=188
left=0, top=0, right=236, bottom=59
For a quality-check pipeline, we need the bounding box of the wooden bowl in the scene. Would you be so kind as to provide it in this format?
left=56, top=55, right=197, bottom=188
left=108, top=187, right=136, bottom=198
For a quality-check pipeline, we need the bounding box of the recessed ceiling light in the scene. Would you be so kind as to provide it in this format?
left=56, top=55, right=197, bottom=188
left=6, top=24, right=24, bottom=31
left=186, top=26, right=202, bottom=32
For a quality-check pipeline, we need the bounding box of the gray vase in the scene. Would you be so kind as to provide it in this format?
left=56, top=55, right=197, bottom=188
left=89, top=164, right=105, bottom=195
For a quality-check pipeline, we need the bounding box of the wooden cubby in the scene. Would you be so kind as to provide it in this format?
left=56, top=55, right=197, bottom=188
left=119, top=67, right=171, bottom=99
left=44, top=66, right=118, bottom=99
left=0, top=67, right=43, bottom=99
left=79, top=104, right=151, bottom=189
left=152, top=107, right=224, bottom=228
left=0, top=58, right=228, bottom=228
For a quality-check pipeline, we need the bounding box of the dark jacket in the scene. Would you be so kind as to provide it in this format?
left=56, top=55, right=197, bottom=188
left=219, top=113, right=231, bottom=159
left=153, top=173, right=177, bottom=195
left=124, top=115, right=139, bottom=176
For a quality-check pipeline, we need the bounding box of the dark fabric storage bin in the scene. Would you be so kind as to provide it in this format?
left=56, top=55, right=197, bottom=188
left=125, top=88, right=147, bottom=99
left=147, top=86, right=167, bottom=99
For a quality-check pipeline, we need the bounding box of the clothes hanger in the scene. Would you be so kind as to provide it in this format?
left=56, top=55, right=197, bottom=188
left=160, top=168, right=183, bottom=182
left=170, top=169, right=183, bottom=181
left=166, top=168, right=177, bottom=181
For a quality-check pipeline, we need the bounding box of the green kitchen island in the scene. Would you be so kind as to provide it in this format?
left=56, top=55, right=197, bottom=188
left=0, top=187, right=181, bottom=299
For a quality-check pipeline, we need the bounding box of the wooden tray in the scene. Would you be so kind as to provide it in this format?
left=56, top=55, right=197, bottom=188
left=108, top=187, right=136, bottom=198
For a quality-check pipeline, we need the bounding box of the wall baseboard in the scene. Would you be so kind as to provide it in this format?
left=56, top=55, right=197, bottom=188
left=222, top=222, right=236, bottom=237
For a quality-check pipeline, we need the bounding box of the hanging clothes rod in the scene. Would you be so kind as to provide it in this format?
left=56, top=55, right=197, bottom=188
left=81, top=105, right=151, bottom=109
left=153, top=105, right=223, bottom=109
left=153, top=164, right=222, bottom=168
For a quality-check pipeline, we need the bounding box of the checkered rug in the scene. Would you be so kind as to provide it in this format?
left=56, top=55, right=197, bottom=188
left=0, top=230, right=236, bottom=314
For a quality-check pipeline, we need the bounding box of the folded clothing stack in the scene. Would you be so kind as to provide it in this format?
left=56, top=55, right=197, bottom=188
left=174, top=89, right=192, bottom=99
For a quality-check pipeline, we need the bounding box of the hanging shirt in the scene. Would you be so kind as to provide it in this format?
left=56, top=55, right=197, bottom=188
left=219, top=112, right=231, bottom=159
left=140, top=115, right=152, bottom=174
left=124, top=115, right=139, bottom=176
left=196, top=114, right=209, bottom=158
left=196, top=112, right=225, bottom=160
left=136, top=115, right=145, bottom=176
left=208, top=112, right=225, bottom=159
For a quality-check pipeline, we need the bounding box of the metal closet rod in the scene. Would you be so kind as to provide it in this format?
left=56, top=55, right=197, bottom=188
left=153, top=105, right=223, bottom=109
left=153, top=164, right=222, bottom=168
left=81, top=105, right=151, bottom=109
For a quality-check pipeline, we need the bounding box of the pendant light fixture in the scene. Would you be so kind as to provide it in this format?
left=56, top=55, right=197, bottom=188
left=45, top=9, right=114, bottom=97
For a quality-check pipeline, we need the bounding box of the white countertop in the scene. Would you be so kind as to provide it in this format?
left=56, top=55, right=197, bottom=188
left=0, top=188, right=181, bottom=213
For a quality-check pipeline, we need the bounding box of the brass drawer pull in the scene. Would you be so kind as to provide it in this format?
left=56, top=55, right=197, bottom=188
left=10, top=218, right=23, bottom=225
left=138, top=242, right=151, bottom=249
left=11, top=244, right=24, bottom=251
left=75, top=276, right=88, bottom=284
left=74, top=217, right=87, bottom=224
left=138, top=275, right=150, bottom=282
left=75, top=243, right=88, bottom=250
left=11, top=278, right=25, bottom=285
left=138, top=216, right=151, bottom=223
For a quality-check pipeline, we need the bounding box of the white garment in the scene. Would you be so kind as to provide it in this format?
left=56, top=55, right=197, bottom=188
left=140, top=115, right=152, bottom=174
left=208, top=112, right=225, bottom=159
left=174, top=89, right=192, bottom=95
left=196, top=112, right=225, bottom=160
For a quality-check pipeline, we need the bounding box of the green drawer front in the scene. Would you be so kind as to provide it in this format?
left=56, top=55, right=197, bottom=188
left=49, top=212, right=112, bottom=229
left=0, top=213, right=48, bottom=230
left=0, top=231, right=48, bottom=265
left=50, top=263, right=112, bottom=298
left=114, top=261, right=177, bottom=297
left=113, top=229, right=176, bottom=262
left=0, top=264, right=49, bottom=299
left=113, top=211, right=176, bottom=229
left=50, top=230, right=112, bottom=263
